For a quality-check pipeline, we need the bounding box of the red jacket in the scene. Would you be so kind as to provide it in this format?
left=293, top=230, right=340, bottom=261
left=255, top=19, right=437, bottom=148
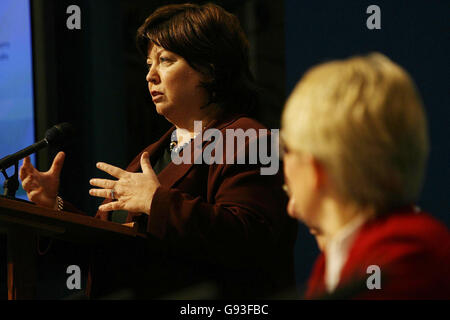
left=305, top=207, right=450, bottom=299
left=88, top=114, right=298, bottom=298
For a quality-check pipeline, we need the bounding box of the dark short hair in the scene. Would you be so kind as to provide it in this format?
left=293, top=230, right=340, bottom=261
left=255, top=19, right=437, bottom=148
left=136, top=3, right=258, bottom=114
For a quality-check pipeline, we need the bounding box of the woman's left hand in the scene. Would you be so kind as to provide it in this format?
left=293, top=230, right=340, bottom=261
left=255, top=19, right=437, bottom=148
left=89, top=152, right=160, bottom=214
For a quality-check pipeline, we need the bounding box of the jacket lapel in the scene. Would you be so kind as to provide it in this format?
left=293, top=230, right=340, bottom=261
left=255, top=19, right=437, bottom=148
left=126, top=128, right=175, bottom=173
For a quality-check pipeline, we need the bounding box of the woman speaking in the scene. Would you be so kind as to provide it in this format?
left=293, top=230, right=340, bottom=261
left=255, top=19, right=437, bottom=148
left=19, top=3, right=297, bottom=299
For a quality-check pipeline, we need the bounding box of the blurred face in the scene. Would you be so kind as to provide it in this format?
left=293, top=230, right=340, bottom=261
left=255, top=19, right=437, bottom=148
left=146, top=45, right=210, bottom=128
left=282, top=139, right=322, bottom=230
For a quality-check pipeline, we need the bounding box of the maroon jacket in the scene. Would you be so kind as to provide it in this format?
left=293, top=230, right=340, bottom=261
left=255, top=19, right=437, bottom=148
left=305, top=207, right=450, bottom=299
left=88, top=114, right=298, bottom=299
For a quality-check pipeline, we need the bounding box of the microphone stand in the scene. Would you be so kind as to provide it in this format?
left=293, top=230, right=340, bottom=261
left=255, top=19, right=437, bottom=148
left=1, top=161, right=19, bottom=198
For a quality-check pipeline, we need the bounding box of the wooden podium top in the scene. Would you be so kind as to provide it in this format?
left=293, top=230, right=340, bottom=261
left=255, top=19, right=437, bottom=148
left=0, top=196, right=147, bottom=244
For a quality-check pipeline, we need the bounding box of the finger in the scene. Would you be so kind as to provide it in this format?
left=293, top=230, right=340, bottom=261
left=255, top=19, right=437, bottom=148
left=22, top=174, right=40, bottom=191
left=23, top=156, right=32, bottom=168
left=140, top=152, right=152, bottom=174
left=89, top=178, right=116, bottom=189
left=28, top=189, right=43, bottom=203
left=22, top=175, right=34, bottom=191
left=49, top=151, right=65, bottom=175
left=19, top=166, right=26, bottom=181
left=89, top=188, right=115, bottom=199
left=96, top=162, right=126, bottom=179
left=28, top=190, right=39, bottom=202
left=98, top=201, right=122, bottom=212
left=19, top=156, right=33, bottom=180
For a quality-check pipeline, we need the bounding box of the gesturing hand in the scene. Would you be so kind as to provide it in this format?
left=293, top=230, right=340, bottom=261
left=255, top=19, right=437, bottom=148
left=19, top=151, right=65, bottom=209
left=89, top=152, right=160, bottom=214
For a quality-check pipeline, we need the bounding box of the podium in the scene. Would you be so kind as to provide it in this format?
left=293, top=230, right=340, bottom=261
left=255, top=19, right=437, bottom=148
left=0, top=196, right=147, bottom=300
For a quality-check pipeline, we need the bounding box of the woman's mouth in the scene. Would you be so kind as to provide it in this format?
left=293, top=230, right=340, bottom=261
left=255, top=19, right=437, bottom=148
left=151, top=91, right=164, bottom=102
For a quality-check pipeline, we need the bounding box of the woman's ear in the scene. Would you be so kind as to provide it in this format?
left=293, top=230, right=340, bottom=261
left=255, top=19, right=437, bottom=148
left=310, top=156, right=327, bottom=192
left=204, top=63, right=216, bottom=84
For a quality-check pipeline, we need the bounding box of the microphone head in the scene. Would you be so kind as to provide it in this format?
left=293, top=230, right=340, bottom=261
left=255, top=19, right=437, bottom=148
left=45, top=123, right=74, bottom=146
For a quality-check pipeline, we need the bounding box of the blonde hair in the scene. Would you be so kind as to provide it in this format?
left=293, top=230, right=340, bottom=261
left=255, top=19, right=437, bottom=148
left=282, top=53, right=429, bottom=213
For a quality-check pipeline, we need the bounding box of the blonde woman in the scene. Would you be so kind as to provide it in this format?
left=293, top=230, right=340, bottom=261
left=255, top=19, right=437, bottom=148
left=281, top=53, right=450, bottom=299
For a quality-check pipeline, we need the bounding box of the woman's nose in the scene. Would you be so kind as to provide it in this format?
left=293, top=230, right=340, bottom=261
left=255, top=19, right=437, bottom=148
left=146, top=66, right=159, bottom=84
left=287, top=197, right=296, bottom=217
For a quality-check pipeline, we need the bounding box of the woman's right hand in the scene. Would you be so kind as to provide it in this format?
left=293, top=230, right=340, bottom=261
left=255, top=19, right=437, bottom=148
left=19, top=151, right=65, bottom=208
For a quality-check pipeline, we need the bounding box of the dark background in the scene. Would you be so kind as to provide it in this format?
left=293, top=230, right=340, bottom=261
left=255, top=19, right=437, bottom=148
left=1, top=0, right=448, bottom=299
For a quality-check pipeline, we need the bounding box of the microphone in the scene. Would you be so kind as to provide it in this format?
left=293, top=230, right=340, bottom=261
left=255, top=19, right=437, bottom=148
left=0, top=123, right=74, bottom=170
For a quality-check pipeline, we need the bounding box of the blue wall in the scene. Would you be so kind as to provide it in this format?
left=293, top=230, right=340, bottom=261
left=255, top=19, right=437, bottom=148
left=285, top=0, right=450, bottom=290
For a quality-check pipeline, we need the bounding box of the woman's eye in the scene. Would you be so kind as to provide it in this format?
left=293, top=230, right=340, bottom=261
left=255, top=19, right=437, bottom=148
left=160, top=56, right=170, bottom=63
left=146, top=63, right=152, bottom=70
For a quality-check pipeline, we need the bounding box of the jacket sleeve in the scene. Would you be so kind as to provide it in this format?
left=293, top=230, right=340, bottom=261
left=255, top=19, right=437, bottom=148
left=146, top=135, right=292, bottom=268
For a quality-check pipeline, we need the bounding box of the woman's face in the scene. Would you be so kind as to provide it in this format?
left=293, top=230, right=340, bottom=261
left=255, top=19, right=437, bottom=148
left=283, top=145, right=328, bottom=251
left=146, top=45, right=210, bottom=128
left=283, top=141, right=323, bottom=229
left=284, top=151, right=313, bottom=222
